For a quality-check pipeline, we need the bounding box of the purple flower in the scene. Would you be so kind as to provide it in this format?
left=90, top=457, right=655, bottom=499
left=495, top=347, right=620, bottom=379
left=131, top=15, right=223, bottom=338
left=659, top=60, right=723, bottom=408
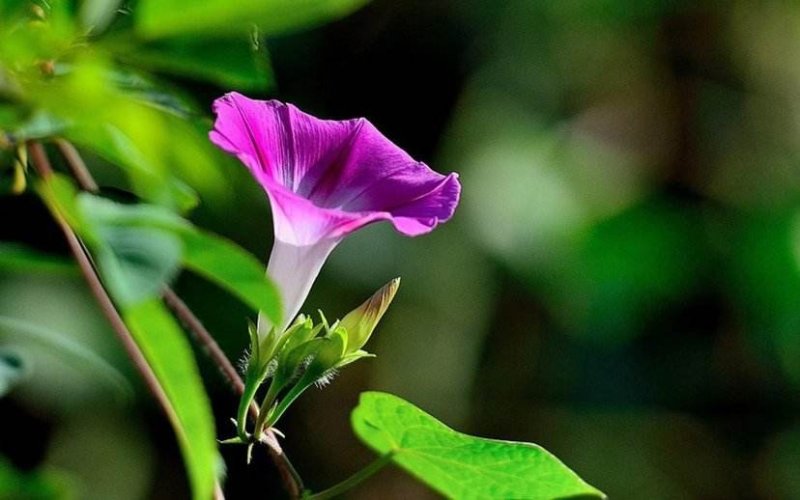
left=210, top=92, right=461, bottom=334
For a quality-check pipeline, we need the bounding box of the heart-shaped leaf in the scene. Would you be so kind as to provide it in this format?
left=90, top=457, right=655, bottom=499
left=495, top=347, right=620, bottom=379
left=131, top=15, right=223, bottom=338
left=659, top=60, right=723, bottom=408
left=352, top=392, right=605, bottom=500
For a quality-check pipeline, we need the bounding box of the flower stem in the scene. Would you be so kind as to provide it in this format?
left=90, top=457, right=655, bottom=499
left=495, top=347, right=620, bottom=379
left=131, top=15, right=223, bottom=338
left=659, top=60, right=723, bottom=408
left=51, top=138, right=306, bottom=499
left=305, top=454, right=394, bottom=500
left=254, top=376, right=281, bottom=438
left=54, top=139, right=98, bottom=192
left=236, top=369, right=262, bottom=441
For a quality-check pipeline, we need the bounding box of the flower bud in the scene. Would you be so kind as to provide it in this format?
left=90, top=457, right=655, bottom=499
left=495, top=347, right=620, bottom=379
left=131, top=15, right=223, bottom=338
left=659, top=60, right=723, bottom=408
left=339, top=278, right=400, bottom=354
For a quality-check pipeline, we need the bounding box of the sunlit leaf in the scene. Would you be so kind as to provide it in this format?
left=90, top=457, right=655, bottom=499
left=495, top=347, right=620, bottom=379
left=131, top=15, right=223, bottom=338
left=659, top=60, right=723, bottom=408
left=28, top=60, right=226, bottom=210
left=36, top=174, right=89, bottom=234
left=136, top=0, right=370, bottom=38
left=351, top=392, right=605, bottom=500
left=123, top=299, right=217, bottom=500
left=76, top=193, right=281, bottom=324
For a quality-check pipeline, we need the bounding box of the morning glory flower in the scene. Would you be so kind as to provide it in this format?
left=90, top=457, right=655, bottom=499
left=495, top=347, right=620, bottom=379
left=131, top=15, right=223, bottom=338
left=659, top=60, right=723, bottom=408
left=209, top=92, right=461, bottom=336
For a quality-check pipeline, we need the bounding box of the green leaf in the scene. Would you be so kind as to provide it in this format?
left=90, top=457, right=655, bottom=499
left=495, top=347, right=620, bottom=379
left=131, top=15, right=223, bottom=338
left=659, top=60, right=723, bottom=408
left=124, top=299, right=217, bottom=500
left=121, top=37, right=273, bottom=90
left=37, top=186, right=217, bottom=499
left=0, top=457, right=75, bottom=499
left=0, top=349, right=26, bottom=397
left=36, top=175, right=88, bottom=235
left=75, top=193, right=281, bottom=323
left=108, top=68, right=200, bottom=118
left=0, top=315, right=130, bottom=398
left=352, top=392, right=605, bottom=500
left=27, top=59, right=227, bottom=210
left=79, top=196, right=184, bottom=307
left=180, top=229, right=282, bottom=327
left=74, top=123, right=200, bottom=213
left=0, top=243, right=76, bottom=275
left=80, top=0, right=123, bottom=34
left=9, top=112, right=68, bottom=141
left=136, top=0, right=370, bottom=38
left=93, top=226, right=183, bottom=307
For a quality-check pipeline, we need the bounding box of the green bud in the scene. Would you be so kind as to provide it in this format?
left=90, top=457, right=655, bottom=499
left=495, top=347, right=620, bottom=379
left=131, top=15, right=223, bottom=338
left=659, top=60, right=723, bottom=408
left=339, top=278, right=400, bottom=354
left=11, top=145, right=27, bottom=195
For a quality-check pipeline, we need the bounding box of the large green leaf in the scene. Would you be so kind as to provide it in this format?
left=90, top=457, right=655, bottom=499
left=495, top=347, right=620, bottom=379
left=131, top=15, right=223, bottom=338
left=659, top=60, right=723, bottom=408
left=78, top=194, right=184, bottom=307
left=38, top=181, right=282, bottom=498
left=180, top=229, right=282, bottom=327
left=27, top=59, right=227, bottom=210
left=136, top=0, right=370, bottom=38
left=121, top=37, right=274, bottom=90
left=77, top=193, right=282, bottom=324
left=352, top=392, right=605, bottom=500
left=92, top=225, right=184, bottom=307
left=39, top=182, right=216, bottom=499
left=124, top=300, right=218, bottom=500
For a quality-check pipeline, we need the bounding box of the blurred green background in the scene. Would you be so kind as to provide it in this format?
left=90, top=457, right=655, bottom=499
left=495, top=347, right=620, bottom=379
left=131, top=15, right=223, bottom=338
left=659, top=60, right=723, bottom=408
left=5, top=0, right=800, bottom=498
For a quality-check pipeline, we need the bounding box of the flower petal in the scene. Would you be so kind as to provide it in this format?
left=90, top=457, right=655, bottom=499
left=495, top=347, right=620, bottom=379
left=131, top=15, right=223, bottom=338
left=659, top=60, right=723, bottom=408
left=210, top=93, right=462, bottom=245
left=209, top=92, right=360, bottom=193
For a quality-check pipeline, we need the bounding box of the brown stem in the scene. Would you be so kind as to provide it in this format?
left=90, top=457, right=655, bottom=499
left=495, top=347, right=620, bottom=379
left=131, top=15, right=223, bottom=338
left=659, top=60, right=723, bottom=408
left=55, top=139, right=98, bottom=192
left=53, top=138, right=305, bottom=498
left=162, top=290, right=303, bottom=497
left=162, top=288, right=259, bottom=420
left=28, top=141, right=178, bottom=425
left=33, top=141, right=234, bottom=499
